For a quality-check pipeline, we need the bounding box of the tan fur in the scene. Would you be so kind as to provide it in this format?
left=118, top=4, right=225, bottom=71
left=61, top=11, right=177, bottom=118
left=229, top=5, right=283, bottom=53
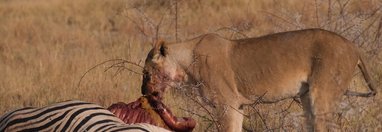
left=141, top=29, right=377, bottom=132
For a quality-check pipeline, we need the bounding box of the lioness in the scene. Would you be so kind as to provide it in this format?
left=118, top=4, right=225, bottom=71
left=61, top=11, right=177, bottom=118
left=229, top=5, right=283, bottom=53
left=140, top=29, right=377, bottom=131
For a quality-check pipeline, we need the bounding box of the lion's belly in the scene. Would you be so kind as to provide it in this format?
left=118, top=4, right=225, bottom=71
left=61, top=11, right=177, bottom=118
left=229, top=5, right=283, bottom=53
left=230, top=39, right=312, bottom=102
left=236, top=70, right=309, bottom=102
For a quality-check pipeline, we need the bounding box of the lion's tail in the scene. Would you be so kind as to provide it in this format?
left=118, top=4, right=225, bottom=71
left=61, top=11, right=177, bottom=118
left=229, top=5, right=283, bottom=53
left=344, top=56, right=377, bottom=97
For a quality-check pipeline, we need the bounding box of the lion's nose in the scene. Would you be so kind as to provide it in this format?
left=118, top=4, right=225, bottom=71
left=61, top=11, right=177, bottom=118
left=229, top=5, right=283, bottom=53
left=141, top=79, right=150, bottom=95
left=141, top=83, right=148, bottom=95
left=141, top=73, right=152, bottom=95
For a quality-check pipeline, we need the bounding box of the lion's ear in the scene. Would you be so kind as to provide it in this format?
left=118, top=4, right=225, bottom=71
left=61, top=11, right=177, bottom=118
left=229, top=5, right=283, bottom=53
left=152, top=40, right=168, bottom=62
left=154, top=40, right=168, bottom=57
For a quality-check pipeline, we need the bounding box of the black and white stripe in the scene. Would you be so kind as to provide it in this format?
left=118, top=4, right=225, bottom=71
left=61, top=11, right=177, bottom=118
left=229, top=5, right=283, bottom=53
left=0, top=100, right=170, bottom=132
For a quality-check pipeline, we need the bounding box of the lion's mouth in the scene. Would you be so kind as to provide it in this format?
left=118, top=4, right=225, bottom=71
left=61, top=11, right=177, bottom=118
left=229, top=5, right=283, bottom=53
left=141, top=80, right=168, bottom=101
left=148, top=91, right=163, bottom=102
left=141, top=71, right=181, bottom=100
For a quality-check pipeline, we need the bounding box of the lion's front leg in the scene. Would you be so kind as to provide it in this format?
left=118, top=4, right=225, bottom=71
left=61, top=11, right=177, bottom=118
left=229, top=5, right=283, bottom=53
left=215, top=103, right=244, bottom=132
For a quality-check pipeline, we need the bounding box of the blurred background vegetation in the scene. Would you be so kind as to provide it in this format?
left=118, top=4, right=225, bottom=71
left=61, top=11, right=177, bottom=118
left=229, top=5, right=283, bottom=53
left=0, top=0, right=381, bottom=131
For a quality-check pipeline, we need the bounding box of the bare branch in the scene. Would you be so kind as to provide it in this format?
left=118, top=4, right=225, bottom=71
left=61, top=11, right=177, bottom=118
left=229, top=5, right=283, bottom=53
left=77, top=59, right=143, bottom=88
left=315, top=0, right=320, bottom=27
left=214, top=27, right=249, bottom=39
left=183, top=92, right=221, bottom=131
left=261, top=11, right=303, bottom=29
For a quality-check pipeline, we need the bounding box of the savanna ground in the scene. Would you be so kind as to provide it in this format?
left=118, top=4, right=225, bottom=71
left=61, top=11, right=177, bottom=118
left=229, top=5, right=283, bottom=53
left=0, top=0, right=382, bottom=131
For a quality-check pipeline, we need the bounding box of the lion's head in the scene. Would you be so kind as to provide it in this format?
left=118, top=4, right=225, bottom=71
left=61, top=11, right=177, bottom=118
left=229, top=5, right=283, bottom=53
left=141, top=41, right=188, bottom=101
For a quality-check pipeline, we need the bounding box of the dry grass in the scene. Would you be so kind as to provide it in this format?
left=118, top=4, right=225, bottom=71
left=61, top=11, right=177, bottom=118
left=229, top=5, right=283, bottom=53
left=0, top=0, right=381, bottom=131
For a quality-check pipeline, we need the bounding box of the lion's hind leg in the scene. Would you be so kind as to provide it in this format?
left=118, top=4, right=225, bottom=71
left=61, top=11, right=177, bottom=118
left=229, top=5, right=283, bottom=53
left=304, top=56, right=356, bottom=131
left=308, top=81, right=343, bottom=131
left=300, top=82, right=341, bottom=131
left=299, top=82, right=315, bottom=131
